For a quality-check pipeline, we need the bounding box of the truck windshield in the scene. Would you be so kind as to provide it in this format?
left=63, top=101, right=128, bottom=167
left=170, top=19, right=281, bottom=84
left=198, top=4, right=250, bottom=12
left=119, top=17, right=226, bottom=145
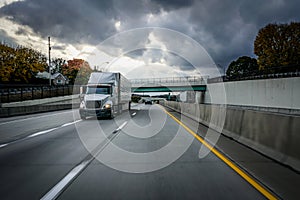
left=86, top=86, right=111, bottom=94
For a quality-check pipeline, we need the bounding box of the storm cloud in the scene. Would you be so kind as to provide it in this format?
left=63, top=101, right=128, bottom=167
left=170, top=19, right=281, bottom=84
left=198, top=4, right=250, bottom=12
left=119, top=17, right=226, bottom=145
left=0, top=0, right=299, bottom=68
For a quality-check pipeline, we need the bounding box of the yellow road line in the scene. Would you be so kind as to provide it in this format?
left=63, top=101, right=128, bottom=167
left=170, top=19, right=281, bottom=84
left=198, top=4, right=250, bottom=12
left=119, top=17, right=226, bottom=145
left=160, top=105, right=277, bottom=200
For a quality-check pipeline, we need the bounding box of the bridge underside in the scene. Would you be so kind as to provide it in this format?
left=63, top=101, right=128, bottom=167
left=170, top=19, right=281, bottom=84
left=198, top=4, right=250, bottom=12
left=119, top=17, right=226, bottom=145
left=131, top=85, right=206, bottom=93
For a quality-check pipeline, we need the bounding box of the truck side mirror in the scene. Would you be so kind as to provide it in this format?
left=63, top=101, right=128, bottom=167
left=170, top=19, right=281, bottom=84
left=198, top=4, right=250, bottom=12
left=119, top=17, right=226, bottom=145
left=79, top=86, right=85, bottom=101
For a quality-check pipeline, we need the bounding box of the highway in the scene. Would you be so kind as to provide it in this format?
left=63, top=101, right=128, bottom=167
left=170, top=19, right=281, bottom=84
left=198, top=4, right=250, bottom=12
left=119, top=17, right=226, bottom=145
left=0, top=104, right=297, bottom=199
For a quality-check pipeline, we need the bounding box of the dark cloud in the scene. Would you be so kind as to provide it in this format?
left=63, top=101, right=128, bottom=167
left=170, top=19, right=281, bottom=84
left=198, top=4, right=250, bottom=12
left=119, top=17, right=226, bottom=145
left=125, top=49, right=146, bottom=58
left=0, top=0, right=299, bottom=68
left=187, top=0, right=300, bottom=66
left=239, top=0, right=300, bottom=26
left=0, top=0, right=117, bottom=44
left=150, top=0, right=195, bottom=11
left=52, top=45, right=66, bottom=50
left=15, top=27, right=28, bottom=35
left=125, top=48, right=194, bottom=71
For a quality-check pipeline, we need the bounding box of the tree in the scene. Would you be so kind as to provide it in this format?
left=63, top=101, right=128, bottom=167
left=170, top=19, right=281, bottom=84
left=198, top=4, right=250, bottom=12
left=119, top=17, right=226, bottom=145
left=0, top=44, right=15, bottom=82
left=62, top=58, right=92, bottom=85
left=0, top=43, right=47, bottom=83
left=131, top=95, right=141, bottom=103
left=254, top=22, right=300, bottom=70
left=14, top=46, right=47, bottom=83
left=226, top=56, right=259, bottom=79
left=51, top=58, right=66, bottom=74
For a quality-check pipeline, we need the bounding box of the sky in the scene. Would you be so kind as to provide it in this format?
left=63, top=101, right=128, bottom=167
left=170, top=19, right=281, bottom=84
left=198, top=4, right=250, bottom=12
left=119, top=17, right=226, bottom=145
left=0, top=0, right=299, bottom=79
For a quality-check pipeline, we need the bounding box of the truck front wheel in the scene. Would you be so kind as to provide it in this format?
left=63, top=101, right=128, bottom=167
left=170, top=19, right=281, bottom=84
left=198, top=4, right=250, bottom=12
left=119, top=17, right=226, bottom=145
left=110, top=109, right=115, bottom=119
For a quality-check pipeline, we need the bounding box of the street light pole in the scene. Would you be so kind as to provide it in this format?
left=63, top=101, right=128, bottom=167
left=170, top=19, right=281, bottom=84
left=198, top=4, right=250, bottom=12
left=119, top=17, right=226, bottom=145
left=48, top=36, right=51, bottom=86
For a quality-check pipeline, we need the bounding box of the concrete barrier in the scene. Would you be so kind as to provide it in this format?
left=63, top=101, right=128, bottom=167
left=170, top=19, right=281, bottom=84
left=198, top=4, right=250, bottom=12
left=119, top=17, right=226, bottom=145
left=1, top=95, right=79, bottom=107
left=0, top=104, right=75, bottom=117
left=0, top=95, right=80, bottom=117
left=163, top=101, right=300, bottom=172
left=204, top=77, right=300, bottom=111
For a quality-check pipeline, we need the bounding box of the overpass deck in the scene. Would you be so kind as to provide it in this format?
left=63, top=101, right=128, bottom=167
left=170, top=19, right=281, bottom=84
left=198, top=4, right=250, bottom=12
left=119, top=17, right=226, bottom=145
left=130, top=76, right=207, bottom=93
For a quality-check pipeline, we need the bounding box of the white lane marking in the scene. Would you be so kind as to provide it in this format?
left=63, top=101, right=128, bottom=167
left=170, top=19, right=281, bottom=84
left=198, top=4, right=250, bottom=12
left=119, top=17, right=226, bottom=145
left=61, top=120, right=82, bottom=127
left=41, top=126, right=120, bottom=200
left=112, top=121, right=128, bottom=134
left=0, top=144, right=8, bottom=148
left=0, top=120, right=82, bottom=149
left=27, top=128, right=58, bottom=138
left=0, top=110, right=75, bottom=126
left=116, top=121, right=128, bottom=131
left=41, top=159, right=92, bottom=200
left=132, top=112, right=136, bottom=116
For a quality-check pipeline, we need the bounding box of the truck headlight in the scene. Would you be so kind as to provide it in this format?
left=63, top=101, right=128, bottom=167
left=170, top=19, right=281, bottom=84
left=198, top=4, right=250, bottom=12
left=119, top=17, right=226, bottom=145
left=104, top=104, right=111, bottom=109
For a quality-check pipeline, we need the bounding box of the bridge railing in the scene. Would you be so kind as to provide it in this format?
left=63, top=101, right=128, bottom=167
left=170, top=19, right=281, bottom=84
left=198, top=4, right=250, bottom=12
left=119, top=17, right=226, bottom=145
left=130, top=76, right=208, bottom=87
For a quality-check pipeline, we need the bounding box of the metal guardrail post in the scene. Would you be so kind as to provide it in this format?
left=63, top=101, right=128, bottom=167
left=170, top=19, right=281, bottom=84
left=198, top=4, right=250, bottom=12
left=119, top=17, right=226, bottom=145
left=31, top=87, right=34, bottom=100
left=20, top=87, right=23, bottom=101
left=7, top=88, right=9, bottom=103
left=41, top=86, right=43, bottom=99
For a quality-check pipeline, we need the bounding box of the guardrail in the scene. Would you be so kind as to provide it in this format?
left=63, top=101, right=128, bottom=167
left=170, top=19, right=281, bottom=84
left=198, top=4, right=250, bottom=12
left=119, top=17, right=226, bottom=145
left=0, top=85, right=81, bottom=103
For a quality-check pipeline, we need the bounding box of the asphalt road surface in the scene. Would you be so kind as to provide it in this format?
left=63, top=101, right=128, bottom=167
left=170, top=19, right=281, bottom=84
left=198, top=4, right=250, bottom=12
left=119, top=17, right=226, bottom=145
left=0, top=104, right=278, bottom=199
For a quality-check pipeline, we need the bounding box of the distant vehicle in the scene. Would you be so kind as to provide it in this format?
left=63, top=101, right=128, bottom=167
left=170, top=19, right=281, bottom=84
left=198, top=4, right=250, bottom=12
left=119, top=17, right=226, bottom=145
left=79, top=72, right=131, bottom=119
left=145, top=100, right=152, bottom=105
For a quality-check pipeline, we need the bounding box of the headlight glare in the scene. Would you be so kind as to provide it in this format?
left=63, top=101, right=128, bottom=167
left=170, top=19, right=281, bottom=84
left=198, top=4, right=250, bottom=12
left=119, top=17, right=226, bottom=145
left=105, top=104, right=111, bottom=109
left=80, top=101, right=85, bottom=109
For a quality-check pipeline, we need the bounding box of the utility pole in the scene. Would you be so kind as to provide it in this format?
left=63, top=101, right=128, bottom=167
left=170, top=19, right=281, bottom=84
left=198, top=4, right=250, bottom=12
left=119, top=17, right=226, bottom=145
left=48, top=36, right=51, bottom=86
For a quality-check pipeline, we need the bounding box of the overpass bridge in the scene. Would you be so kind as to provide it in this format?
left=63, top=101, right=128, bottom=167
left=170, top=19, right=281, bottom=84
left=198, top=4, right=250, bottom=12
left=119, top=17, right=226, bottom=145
left=130, top=76, right=208, bottom=93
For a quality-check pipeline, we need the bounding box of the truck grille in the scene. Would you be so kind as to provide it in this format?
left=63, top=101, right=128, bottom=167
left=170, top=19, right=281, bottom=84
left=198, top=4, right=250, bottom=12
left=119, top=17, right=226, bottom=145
left=86, top=100, right=102, bottom=109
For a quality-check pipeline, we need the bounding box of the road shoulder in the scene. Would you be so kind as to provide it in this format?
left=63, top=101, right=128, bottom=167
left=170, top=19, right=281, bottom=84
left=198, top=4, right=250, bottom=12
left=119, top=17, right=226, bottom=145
left=163, top=105, right=300, bottom=200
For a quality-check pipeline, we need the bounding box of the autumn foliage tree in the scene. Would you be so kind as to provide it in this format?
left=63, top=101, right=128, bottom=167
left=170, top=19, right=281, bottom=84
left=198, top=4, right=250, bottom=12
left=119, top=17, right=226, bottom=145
left=62, top=58, right=92, bottom=85
left=0, top=43, right=47, bottom=83
left=0, top=44, right=14, bottom=82
left=226, top=56, right=259, bottom=79
left=254, top=22, right=300, bottom=70
left=51, top=58, right=66, bottom=74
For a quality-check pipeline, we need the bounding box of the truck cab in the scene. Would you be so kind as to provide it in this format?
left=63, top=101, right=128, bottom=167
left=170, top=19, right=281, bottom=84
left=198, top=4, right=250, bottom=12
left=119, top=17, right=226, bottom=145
left=79, top=72, right=131, bottom=119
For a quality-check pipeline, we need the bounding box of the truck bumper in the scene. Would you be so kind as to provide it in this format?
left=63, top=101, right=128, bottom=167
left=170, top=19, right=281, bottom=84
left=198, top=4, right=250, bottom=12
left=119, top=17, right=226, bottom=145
left=79, top=108, right=111, bottom=118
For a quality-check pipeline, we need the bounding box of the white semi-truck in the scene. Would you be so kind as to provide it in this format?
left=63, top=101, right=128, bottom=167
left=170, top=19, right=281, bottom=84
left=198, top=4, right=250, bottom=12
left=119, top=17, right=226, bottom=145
left=79, top=72, right=131, bottom=119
